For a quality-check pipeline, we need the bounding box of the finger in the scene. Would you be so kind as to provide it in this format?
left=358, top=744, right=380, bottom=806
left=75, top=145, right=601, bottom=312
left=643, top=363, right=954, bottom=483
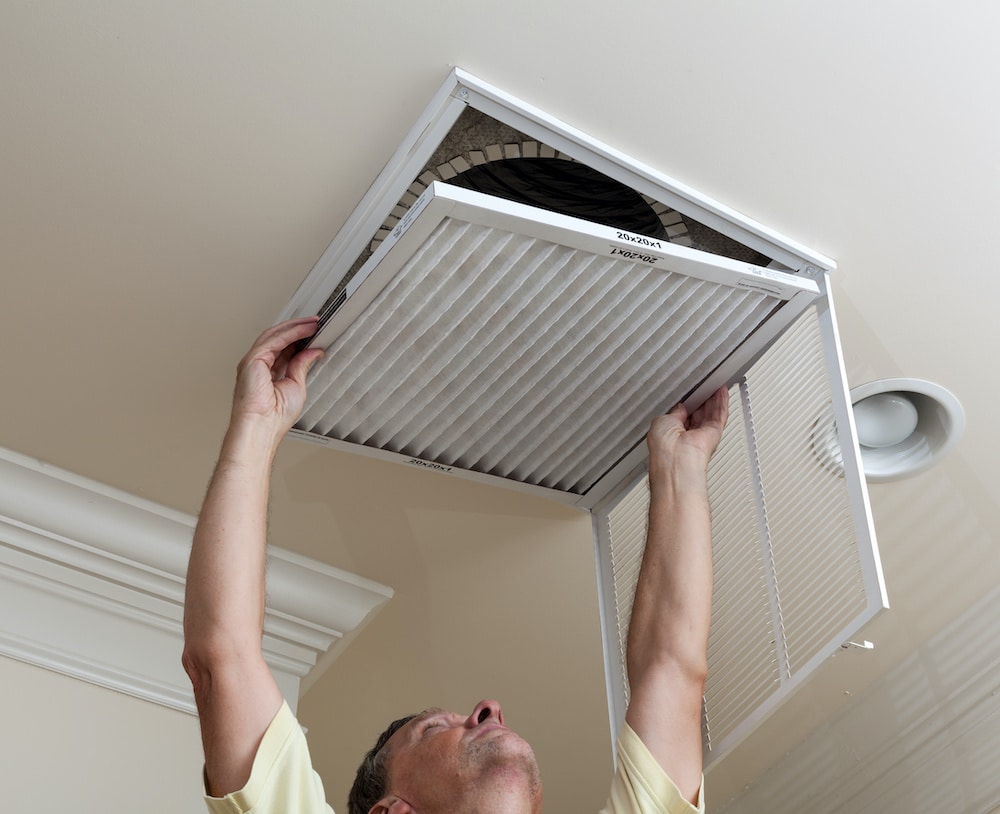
left=689, top=386, right=729, bottom=429
left=260, top=314, right=320, bottom=336
left=286, top=347, right=325, bottom=384
left=707, top=386, right=730, bottom=426
left=667, top=402, right=690, bottom=425
left=272, top=343, right=296, bottom=380
left=253, top=316, right=319, bottom=352
left=242, top=316, right=320, bottom=368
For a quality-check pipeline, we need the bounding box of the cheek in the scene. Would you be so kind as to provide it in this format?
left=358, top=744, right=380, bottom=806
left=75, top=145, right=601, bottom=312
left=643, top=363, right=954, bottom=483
left=388, top=742, right=468, bottom=805
left=431, top=736, right=472, bottom=780
left=392, top=737, right=462, bottom=782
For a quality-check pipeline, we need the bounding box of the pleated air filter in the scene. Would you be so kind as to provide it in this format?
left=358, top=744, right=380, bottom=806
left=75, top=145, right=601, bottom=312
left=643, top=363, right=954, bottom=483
left=293, top=182, right=819, bottom=503
left=281, top=69, right=886, bottom=770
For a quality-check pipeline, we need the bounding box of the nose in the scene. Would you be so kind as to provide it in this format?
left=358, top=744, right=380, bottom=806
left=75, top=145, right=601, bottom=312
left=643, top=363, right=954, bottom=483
left=467, top=699, right=505, bottom=728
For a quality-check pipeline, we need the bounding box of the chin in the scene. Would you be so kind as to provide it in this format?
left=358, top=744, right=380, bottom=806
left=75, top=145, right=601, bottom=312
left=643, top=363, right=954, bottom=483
left=473, top=735, right=542, bottom=791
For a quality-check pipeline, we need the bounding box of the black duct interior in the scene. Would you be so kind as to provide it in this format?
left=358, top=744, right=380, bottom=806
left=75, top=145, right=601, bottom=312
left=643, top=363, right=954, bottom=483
left=445, top=158, right=668, bottom=240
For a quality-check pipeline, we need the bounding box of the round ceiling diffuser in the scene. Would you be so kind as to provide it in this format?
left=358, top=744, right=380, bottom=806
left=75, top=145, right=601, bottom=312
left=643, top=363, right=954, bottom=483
left=812, top=378, right=964, bottom=482
left=849, top=378, right=965, bottom=482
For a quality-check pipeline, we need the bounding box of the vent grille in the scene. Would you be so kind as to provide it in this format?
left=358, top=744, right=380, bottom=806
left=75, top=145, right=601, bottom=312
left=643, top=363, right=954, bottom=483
left=606, top=475, right=654, bottom=702
left=296, top=185, right=816, bottom=496
left=596, top=304, right=884, bottom=765
left=704, top=386, right=783, bottom=748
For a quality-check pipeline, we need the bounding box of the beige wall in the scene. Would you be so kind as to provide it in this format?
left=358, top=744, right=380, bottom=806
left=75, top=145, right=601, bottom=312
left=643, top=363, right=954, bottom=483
left=1, top=657, right=204, bottom=813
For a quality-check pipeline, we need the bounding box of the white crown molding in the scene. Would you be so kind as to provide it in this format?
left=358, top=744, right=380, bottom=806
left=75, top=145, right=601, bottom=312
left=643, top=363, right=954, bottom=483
left=0, top=447, right=393, bottom=714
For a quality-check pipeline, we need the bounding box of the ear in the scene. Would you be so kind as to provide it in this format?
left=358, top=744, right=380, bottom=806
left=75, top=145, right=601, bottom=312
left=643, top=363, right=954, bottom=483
left=368, top=796, right=414, bottom=814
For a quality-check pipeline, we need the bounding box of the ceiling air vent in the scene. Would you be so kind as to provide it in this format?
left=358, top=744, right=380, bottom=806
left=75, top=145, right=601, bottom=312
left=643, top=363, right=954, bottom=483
left=281, top=69, right=831, bottom=508
left=280, top=69, right=886, bottom=767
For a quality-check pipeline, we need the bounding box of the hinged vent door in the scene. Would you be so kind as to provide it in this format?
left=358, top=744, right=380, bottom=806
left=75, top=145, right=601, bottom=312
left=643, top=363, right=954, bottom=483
left=593, top=287, right=887, bottom=767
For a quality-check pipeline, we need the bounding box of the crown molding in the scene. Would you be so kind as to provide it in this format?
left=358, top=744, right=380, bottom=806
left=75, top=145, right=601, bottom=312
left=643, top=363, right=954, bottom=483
left=0, top=447, right=393, bottom=714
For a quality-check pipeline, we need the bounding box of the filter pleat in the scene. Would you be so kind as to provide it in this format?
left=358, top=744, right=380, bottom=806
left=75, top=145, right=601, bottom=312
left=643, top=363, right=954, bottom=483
left=434, top=258, right=633, bottom=472
left=466, top=264, right=681, bottom=476
left=410, top=249, right=616, bottom=461
left=368, top=234, right=557, bottom=448
left=522, top=296, right=709, bottom=486
left=351, top=232, right=540, bottom=445
left=543, top=290, right=774, bottom=492
left=299, top=220, right=475, bottom=432
left=337, top=227, right=518, bottom=441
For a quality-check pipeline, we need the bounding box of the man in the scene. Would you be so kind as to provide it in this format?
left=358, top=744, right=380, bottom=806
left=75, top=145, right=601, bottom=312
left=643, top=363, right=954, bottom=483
left=183, top=316, right=729, bottom=813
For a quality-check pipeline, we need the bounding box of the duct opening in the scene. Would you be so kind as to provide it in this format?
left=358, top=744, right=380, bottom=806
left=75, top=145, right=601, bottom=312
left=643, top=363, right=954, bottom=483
left=386, top=107, right=776, bottom=266
left=319, top=108, right=777, bottom=320
left=445, top=158, right=668, bottom=240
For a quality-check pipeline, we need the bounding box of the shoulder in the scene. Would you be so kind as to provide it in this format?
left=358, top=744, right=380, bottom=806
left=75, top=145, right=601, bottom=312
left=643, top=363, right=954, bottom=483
left=600, top=723, right=705, bottom=814
left=204, top=702, right=334, bottom=814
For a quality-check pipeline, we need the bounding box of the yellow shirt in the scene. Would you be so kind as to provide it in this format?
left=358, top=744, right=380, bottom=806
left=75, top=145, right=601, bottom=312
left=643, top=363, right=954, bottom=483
left=204, top=702, right=704, bottom=814
left=601, top=722, right=705, bottom=814
left=204, top=702, right=332, bottom=814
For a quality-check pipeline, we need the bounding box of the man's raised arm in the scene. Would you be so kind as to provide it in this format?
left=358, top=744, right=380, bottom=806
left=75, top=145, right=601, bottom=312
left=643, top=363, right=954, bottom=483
left=624, top=387, right=729, bottom=805
left=182, top=317, right=324, bottom=798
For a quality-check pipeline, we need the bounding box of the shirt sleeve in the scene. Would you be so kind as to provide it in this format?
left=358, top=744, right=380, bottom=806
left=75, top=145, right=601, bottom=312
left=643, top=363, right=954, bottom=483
left=203, top=701, right=334, bottom=814
left=600, top=723, right=705, bottom=814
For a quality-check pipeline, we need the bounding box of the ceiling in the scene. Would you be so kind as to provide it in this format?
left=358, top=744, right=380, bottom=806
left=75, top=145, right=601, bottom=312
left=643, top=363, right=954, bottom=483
left=3, top=3, right=999, bottom=812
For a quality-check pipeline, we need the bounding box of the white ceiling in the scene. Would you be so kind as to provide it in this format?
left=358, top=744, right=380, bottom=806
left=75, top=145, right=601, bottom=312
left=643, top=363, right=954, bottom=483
left=3, top=3, right=999, bottom=812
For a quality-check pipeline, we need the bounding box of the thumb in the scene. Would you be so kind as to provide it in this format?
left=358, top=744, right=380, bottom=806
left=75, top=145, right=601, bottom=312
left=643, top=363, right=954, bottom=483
left=667, top=402, right=690, bottom=426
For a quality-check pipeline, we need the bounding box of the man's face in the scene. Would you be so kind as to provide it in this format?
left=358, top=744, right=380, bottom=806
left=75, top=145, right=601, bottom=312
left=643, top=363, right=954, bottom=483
left=380, top=699, right=542, bottom=813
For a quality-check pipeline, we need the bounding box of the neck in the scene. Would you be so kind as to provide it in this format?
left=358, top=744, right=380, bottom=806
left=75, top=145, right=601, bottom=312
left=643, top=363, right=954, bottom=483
left=401, top=774, right=542, bottom=814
